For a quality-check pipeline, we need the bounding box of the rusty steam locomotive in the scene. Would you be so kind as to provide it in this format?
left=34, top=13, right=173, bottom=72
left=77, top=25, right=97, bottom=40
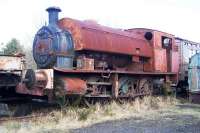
left=12, top=7, right=180, bottom=102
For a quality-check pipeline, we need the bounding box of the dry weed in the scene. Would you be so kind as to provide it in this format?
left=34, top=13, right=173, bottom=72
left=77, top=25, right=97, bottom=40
left=1, top=96, right=179, bottom=133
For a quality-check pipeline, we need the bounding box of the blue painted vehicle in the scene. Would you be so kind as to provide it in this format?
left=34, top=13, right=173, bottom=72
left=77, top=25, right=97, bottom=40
left=188, top=53, right=200, bottom=102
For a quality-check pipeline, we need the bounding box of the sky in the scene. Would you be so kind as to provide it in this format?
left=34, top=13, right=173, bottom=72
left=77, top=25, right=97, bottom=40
left=0, top=0, right=199, bottom=49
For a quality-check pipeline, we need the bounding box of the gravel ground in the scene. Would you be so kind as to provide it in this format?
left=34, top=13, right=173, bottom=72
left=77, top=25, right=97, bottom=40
left=71, top=115, right=200, bottom=133
left=71, top=104, right=200, bottom=133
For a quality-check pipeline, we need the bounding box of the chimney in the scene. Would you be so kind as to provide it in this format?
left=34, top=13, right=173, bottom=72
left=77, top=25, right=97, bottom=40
left=46, top=7, right=61, bottom=26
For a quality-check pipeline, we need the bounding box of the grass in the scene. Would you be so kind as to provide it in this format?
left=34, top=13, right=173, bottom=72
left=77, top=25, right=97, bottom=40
left=77, top=108, right=91, bottom=121
left=4, top=121, right=21, bottom=131
left=2, top=96, right=197, bottom=133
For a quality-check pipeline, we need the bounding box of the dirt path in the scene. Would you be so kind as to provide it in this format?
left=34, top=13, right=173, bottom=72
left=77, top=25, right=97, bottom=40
left=72, top=104, right=200, bottom=133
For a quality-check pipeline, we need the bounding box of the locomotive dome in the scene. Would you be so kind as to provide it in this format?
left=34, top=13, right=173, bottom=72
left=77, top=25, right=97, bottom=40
left=33, top=7, right=74, bottom=69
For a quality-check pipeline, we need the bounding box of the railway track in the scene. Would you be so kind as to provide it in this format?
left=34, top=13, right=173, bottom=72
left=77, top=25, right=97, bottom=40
left=0, top=99, right=57, bottom=123
left=0, top=115, right=41, bottom=123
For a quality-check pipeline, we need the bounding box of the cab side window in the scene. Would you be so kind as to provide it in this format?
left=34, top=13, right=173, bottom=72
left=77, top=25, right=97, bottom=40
left=162, top=36, right=172, bottom=49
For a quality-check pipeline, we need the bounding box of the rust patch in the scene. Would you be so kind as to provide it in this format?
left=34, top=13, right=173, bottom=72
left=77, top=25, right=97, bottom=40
left=58, top=18, right=152, bottom=57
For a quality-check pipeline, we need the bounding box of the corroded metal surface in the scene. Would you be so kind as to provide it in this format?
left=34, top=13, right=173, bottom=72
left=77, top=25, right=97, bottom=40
left=154, top=49, right=167, bottom=72
left=16, top=83, right=44, bottom=96
left=58, top=18, right=152, bottom=57
left=122, top=28, right=178, bottom=74
left=171, top=50, right=179, bottom=73
left=77, top=57, right=94, bottom=70
left=20, top=7, right=180, bottom=99
left=0, top=55, right=25, bottom=88
left=112, top=74, right=119, bottom=98
left=54, top=67, right=177, bottom=75
left=57, top=77, right=87, bottom=94
left=16, top=69, right=53, bottom=96
left=0, top=55, right=24, bottom=71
